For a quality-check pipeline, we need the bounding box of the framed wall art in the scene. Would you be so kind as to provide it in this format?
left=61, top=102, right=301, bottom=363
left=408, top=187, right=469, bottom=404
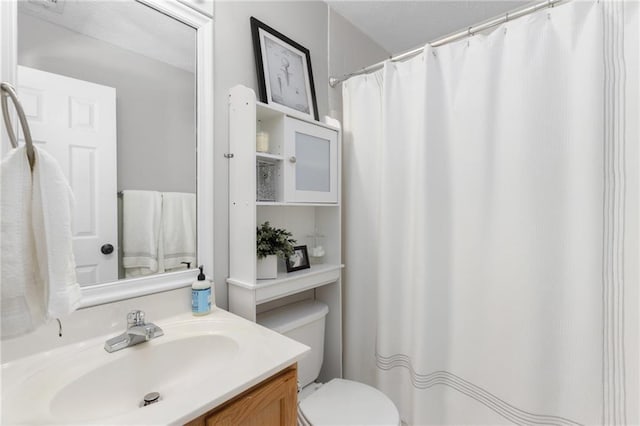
left=250, top=17, right=319, bottom=121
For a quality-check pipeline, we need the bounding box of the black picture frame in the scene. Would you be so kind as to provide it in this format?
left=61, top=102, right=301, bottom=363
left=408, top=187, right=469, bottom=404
left=250, top=17, right=319, bottom=121
left=286, top=245, right=311, bottom=273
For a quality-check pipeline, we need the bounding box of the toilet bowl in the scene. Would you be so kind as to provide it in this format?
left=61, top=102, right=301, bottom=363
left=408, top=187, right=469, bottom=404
left=297, top=378, right=399, bottom=425
left=257, top=300, right=400, bottom=426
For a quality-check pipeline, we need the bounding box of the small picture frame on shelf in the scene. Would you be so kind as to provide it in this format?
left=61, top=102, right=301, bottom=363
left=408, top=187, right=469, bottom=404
left=250, top=16, right=319, bottom=121
left=286, top=245, right=311, bottom=273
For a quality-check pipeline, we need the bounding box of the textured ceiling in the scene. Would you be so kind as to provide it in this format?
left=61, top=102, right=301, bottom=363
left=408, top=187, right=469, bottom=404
left=327, top=0, right=533, bottom=54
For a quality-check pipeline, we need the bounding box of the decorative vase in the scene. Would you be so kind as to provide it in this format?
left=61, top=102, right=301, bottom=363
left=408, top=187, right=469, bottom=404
left=257, top=254, right=277, bottom=279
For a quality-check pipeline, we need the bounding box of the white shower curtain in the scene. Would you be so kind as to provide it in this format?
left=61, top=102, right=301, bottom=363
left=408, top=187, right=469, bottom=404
left=342, top=1, right=638, bottom=425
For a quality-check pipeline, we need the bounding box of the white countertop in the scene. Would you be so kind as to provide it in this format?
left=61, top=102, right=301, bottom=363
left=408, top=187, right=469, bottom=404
left=1, top=308, right=309, bottom=425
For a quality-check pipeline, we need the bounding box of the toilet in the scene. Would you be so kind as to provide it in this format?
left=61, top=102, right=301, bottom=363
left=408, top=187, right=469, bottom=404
left=257, top=300, right=400, bottom=426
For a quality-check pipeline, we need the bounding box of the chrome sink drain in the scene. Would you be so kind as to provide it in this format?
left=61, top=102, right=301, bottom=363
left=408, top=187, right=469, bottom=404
left=141, top=392, right=161, bottom=407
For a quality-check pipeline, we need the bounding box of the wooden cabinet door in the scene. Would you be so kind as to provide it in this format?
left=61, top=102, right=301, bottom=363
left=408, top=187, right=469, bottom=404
left=200, top=366, right=297, bottom=426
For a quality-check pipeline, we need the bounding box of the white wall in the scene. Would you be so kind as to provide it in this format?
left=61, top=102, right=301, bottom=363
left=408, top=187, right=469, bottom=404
left=328, top=8, right=389, bottom=122
left=212, top=1, right=388, bottom=309
left=18, top=13, right=196, bottom=193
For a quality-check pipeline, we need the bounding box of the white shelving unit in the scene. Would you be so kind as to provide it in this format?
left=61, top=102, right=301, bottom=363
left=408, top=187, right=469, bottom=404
left=256, top=152, right=284, bottom=161
left=227, top=85, right=343, bottom=382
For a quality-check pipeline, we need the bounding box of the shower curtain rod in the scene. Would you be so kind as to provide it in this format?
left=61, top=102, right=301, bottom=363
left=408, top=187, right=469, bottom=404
left=329, top=0, right=566, bottom=87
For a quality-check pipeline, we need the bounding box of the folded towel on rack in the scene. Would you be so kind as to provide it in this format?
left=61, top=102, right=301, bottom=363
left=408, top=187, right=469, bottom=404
left=31, top=147, right=81, bottom=319
left=1, top=146, right=80, bottom=339
left=161, top=192, right=196, bottom=271
left=122, top=190, right=162, bottom=277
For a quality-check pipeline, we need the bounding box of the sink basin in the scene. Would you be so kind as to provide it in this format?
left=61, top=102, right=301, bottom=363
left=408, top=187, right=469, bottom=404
left=50, top=334, right=238, bottom=423
left=1, top=310, right=308, bottom=425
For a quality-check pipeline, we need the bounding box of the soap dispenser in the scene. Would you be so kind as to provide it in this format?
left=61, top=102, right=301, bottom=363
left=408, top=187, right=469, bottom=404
left=192, top=265, right=211, bottom=316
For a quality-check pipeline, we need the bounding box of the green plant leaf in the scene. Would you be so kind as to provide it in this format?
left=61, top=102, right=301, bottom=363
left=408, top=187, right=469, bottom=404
left=256, top=221, right=296, bottom=259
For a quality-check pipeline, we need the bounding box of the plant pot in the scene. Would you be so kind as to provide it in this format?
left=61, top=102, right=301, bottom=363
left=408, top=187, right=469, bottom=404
left=257, top=255, right=277, bottom=280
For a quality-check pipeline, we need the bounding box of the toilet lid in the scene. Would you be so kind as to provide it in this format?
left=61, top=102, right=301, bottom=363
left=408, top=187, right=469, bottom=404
left=299, top=379, right=399, bottom=426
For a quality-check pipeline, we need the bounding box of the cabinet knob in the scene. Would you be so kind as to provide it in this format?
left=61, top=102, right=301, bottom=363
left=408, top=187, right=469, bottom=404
left=289, top=156, right=297, bottom=163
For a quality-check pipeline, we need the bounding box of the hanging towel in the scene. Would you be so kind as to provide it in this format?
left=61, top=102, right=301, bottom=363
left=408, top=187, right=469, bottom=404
left=1, top=146, right=80, bottom=339
left=121, top=190, right=162, bottom=277
left=31, top=147, right=81, bottom=319
left=1, top=147, right=43, bottom=338
left=161, top=192, right=196, bottom=271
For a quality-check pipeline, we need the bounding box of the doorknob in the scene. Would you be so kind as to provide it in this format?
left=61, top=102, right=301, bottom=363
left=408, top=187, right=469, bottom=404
left=101, top=243, right=114, bottom=255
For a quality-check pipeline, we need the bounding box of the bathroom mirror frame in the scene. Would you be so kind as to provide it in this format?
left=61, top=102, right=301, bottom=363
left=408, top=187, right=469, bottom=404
left=0, top=0, right=214, bottom=308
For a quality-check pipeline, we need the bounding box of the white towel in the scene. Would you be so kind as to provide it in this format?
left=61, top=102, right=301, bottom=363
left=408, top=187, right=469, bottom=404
left=161, top=192, right=196, bottom=271
left=1, top=146, right=42, bottom=338
left=122, top=190, right=162, bottom=277
left=31, top=147, right=81, bottom=319
left=1, top=146, right=80, bottom=339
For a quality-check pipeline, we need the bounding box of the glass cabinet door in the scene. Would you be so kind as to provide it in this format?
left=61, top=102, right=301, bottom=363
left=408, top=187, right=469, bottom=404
left=284, top=117, right=338, bottom=203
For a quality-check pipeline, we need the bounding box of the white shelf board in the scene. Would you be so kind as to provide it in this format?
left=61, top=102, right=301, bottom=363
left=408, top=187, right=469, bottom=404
left=256, top=152, right=283, bottom=161
left=257, top=202, right=339, bottom=207
left=227, top=264, right=343, bottom=304
left=256, top=101, right=339, bottom=132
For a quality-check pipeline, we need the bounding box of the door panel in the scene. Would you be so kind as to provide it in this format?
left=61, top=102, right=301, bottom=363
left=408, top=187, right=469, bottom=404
left=17, top=65, right=118, bottom=285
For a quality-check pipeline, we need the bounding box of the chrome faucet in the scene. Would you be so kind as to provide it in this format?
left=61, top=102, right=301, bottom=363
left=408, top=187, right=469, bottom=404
left=104, top=310, right=164, bottom=353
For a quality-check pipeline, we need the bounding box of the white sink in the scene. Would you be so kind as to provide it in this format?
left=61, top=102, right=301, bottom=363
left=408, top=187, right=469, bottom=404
left=1, top=309, right=309, bottom=425
left=50, top=334, right=238, bottom=423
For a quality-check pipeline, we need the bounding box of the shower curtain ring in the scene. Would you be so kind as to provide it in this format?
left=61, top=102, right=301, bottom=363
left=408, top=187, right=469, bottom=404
left=467, top=26, right=473, bottom=37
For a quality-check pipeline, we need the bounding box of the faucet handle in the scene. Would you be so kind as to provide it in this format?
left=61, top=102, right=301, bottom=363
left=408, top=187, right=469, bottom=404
left=127, top=310, right=145, bottom=327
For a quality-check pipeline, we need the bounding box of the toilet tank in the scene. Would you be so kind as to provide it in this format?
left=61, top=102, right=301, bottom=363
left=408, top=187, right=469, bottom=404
left=257, top=300, right=329, bottom=388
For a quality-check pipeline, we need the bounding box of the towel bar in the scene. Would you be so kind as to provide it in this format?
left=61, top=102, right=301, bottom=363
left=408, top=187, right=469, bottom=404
left=1, top=82, right=35, bottom=170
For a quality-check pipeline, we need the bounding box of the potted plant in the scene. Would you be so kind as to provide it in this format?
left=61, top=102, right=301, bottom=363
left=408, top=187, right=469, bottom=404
left=256, top=222, right=296, bottom=279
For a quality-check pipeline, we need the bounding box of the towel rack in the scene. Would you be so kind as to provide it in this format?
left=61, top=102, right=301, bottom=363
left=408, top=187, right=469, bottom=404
left=1, top=82, right=35, bottom=170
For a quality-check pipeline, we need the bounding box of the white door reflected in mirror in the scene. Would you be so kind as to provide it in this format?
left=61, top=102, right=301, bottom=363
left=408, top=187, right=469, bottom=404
left=18, top=66, right=118, bottom=285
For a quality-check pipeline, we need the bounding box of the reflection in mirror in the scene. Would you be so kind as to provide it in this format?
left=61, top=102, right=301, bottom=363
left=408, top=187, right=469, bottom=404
left=17, top=1, right=197, bottom=286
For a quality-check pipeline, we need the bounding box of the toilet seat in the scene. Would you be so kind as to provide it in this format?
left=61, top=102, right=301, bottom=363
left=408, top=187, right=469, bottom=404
left=298, top=379, right=400, bottom=426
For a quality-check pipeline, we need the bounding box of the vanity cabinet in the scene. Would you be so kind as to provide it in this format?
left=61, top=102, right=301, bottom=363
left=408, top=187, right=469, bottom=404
left=226, top=85, right=343, bottom=383
left=185, top=365, right=297, bottom=426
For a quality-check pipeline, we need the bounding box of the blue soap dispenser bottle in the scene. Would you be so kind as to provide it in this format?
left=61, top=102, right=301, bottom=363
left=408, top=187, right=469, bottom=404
left=192, top=265, right=211, bottom=316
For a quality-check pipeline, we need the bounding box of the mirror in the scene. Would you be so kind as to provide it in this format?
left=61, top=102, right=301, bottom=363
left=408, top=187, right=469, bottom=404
left=16, top=1, right=201, bottom=288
